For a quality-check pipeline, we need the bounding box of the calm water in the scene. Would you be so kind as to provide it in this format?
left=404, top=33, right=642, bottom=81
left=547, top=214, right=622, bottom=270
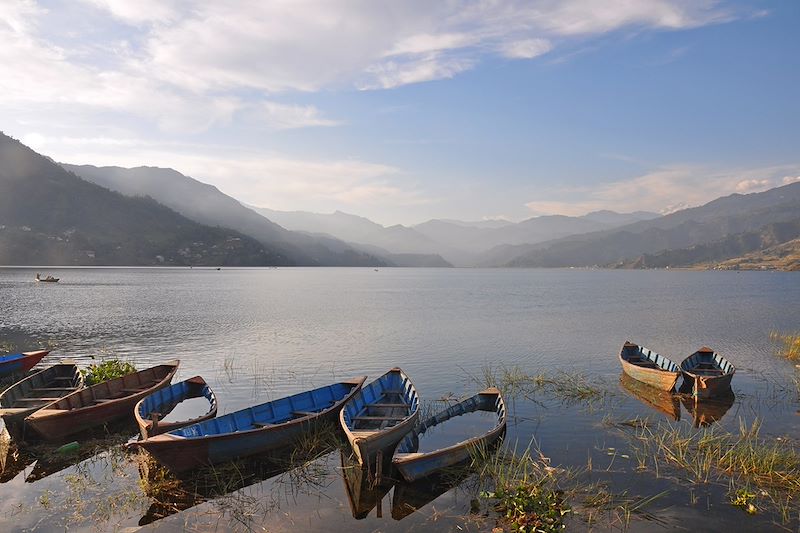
left=0, top=267, right=798, bottom=531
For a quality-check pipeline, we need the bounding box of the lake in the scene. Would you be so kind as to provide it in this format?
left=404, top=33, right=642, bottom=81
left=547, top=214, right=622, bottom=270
left=0, top=267, right=798, bottom=531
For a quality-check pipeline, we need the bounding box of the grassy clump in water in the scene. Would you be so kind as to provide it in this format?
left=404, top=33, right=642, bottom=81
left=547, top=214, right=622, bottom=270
left=470, top=441, right=569, bottom=532
left=630, top=419, right=800, bottom=520
left=81, top=359, right=136, bottom=385
left=771, top=331, right=800, bottom=362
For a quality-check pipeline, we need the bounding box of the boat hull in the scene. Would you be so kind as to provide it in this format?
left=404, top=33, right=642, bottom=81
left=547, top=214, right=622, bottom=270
left=25, top=361, right=179, bottom=441
left=134, top=376, right=217, bottom=439
left=680, top=348, right=735, bottom=399
left=618, top=342, right=679, bottom=392
left=393, top=387, right=506, bottom=483
left=340, top=368, right=420, bottom=467
left=0, top=363, right=83, bottom=428
left=133, top=377, right=365, bottom=473
left=0, top=351, right=50, bottom=378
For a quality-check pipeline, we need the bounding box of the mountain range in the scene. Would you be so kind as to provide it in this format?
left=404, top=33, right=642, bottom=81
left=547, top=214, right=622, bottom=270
left=2, top=132, right=798, bottom=270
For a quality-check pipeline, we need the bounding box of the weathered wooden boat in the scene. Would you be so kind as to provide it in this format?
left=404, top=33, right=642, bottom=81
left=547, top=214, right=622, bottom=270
left=340, top=450, right=394, bottom=520
left=24, top=361, right=179, bottom=441
left=618, top=341, right=680, bottom=392
left=0, top=350, right=50, bottom=378
left=680, top=347, right=735, bottom=399
left=0, top=363, right=84, bottom=428
left=393, top=387, right=506, bottom=482
left=619, top=372, right=680, bottom=421
left=340, top=367, right=419, bottom=467
left=130, top=376, right=366, bottom=473
left=134, top=376, right=217, bottom=439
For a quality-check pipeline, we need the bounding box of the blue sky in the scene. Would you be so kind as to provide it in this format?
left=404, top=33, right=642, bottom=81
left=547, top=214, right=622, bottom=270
left=1, top=1, right=798, bottom=225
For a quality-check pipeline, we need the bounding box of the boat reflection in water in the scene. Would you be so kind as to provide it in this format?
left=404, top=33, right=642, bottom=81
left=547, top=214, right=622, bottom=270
left=137, top=440, right=338, bottom=526
left=340, top=451, right=394, bottom=519
left=680, top=392, right=735, bottom=428
left=0, top=431, right=35, bottom=482
left=391, top=468, right=473, bottom=520
left=619, top=373, right=681, bottom=421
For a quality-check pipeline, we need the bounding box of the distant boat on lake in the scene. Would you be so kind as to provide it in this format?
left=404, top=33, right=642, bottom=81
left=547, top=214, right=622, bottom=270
left=34, top=273, right=59, bottom=283
left=680, top=347, right=735, bottom=399
left=618, top=341, right=680, bottom=392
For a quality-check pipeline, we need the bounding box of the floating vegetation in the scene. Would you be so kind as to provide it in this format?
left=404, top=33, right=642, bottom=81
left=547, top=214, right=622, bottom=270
left=466, top=364, right=611, bottom=408
left=80, top=359, right=137, bottom=385
left=629, top=418, right=800, bottom=520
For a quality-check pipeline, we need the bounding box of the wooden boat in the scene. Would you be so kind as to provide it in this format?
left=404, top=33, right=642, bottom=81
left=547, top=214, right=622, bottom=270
left=24, top=361, right=179, bottom=441
left=134, top=376, right=217, bottom=439
left=0, top=350, right=49, bottom=378
left=130, top=376, right=366, bottom=473
left=680, top=347, right=735, bottom=399
left=34, top=273, right=59, bottom=283
left=0, top=363, right=84, bottom=428
left=393, top=387, right=506, bottom=482
left=619, top=372, right=680, bottom=421
left=340, top=367, right=419, bottom=467
left=618, top=341, right=680, bottom=392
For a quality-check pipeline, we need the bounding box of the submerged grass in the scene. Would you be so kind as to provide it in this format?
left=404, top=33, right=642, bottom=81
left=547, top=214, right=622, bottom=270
left=629, top=418, right=800, bottom=520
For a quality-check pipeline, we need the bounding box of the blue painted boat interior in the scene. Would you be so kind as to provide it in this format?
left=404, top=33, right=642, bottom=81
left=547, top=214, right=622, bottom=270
left=138, top=379, right=216, bottom=421
left=342, top=370, right=418, bottom=431
left=169, top=381, right=356, bottom=438
left=681, top=351, right=734, bottom=375
left=622, top=344, right=678, bottom=372
left=395, top=391, right=504, bottom=454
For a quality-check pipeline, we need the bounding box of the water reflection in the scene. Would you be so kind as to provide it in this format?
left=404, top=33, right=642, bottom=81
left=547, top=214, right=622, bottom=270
left=391, top=468, right=472, bottom=520
left=138, top=441, right=338, bottom=526
left=340, top=451, right=394, bottom=520
left=0, top=432, right=35, bottom=482
left=681, top=392, right=736, bottom=428
left=618, top=373, right=681, bottom=421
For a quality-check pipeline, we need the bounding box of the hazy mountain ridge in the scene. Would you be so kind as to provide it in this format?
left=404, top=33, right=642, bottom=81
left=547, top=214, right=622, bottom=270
left=64, top=164, right=386, bottom=267
left=0, top=133, right=285, bottom=266
left=505, top=183, right=800, bottom=268
left=709, top=238, right=800, bottom=271
left=616, top=219, right=800, bottom=269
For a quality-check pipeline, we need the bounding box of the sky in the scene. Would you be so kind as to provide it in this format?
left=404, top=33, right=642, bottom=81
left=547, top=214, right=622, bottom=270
left=1, top=0, right=798, bottom=225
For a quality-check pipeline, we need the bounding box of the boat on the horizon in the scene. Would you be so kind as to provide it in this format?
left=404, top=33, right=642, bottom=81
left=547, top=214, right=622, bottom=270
left=680, top=347, right=735, bottom=399
left=340, top=367, right=419, bottom=468
left=133, top=376, right=217, bottom=439
left=392, top=387, right=506, bottom=482
left=0, top=350, right=50, bottom=378
left=34, top=273, right=59, bottom=283
left=0, top=363, right=84, bottom=428
left=618, top=341, right=680, bottom=392
left=130, top=376, right=366, bottom=473
left=24, top=361, right=179, bottom=441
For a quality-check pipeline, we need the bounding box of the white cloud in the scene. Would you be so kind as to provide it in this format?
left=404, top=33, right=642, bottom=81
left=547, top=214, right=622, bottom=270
left=499, top=38, right=553, bottom=59
left=80, top=0, right=177, bottom=24
left=524, top=164, right=800, bottom=216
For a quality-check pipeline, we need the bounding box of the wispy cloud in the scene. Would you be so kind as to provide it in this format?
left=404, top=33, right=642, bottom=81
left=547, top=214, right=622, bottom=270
left=524, top=164, right=800, bottom=216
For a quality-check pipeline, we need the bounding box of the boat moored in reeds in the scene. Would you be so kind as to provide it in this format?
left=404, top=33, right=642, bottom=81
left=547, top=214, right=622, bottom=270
left=134, top=376, right=217, bottom=439
left=392, top=387, right=506, bottom=482
left=340, top=368, right=419, bottom=467
left=0, top=350, right=50, bottom=378
left=618, top=341, right=680, bottom=392
left=131, top=376, right=366, bottom=473
left=680, top=347, right=735, bottom=399
left=24, top=361, right=179, bottom=441
left=0, top=363, right=84, bottom=428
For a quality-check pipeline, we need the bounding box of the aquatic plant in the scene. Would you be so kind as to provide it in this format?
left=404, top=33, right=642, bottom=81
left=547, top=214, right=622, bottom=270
left=80, top=359, right=137, bottom=385
left=771, top=330, right=800, bottom=362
